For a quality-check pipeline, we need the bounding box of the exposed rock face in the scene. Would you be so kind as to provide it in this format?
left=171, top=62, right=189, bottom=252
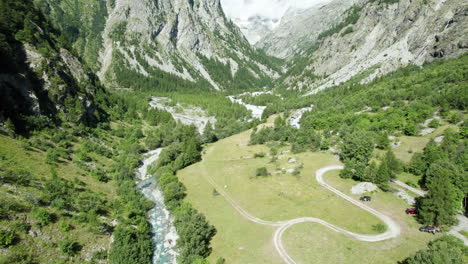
left=0, top=29, right=104, bottom=130
left=97, top=0, right=276, bottom=89
left=257, top=0, right=360, bottom=58
left=277, top=0, right=467, bottom=94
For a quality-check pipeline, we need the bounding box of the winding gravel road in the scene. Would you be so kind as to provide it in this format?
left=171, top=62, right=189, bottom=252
left=204, top=165, right=401, bottom=264
left=391, top=179, right=427, bottom=196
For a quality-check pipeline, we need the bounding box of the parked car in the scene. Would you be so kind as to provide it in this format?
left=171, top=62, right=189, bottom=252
left=406, top=208, right=417, bottom=214
left=359, top=196, right=371, bottom=201
left=419, top=226, right=439, bottom=234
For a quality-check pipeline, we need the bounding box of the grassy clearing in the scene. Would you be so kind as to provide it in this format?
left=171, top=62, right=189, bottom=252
left=386, top=124, right=458, bottom=163
left=0, top=135, right=115, bottom=199
left=0, top=134, right=114, bottom=263
left=178, top=129, right=388, bottom=263
left=281, top=170, right=437, bottom=264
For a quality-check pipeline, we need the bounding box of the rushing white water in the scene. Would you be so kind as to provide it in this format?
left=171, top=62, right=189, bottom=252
left=228, top=95, right=266, bottom=120
left=136, top=149, right=178, bottom=264
left=227, top=91, right=274, bottom=120
left=288, top=105, right=313, bottom=128
left=150, top=97, right=216, bottom=134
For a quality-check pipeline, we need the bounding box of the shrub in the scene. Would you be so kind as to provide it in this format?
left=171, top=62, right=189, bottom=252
left=255, top=167, right=269, bottom=177
left=58, top=240, right=81, bottom=256
left=31, top=207, right=52, bottom=226
left=10, top=222, right=31, bottom=234
left=58, top=221, right=72, bottom=232
left=216, top=258, right=226, bottom=264
left=428, top=119, right=440, bottom=128
left=254, top=152, right=265, bottom=158
left=92, top=249, right=108, bottom=260
left=0, top=230, right=15, bottom=248
left=372, top=224, right=386, bottom=233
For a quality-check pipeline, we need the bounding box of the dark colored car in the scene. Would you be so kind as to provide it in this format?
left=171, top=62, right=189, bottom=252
left=359, top=196, right=371, bottom=201
left=406, top=208, right=417, bottom=214
left=419, top=226, right=439, bottom=234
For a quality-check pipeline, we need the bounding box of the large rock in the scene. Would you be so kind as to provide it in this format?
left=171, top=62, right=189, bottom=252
left=351, top=182, right=378, bottom=195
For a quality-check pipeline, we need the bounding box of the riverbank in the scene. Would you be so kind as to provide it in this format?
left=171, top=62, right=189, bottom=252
left=136, top=149, right=178, bottom=264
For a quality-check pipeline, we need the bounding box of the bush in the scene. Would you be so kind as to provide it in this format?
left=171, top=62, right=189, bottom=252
left=372, top=224, right=386, bottom=233
left=254, top=152, right=265, bottom=158
left=216, top=258, right=226, bottom=264
left=92, top=249, right=108, bottom=260
left=10, top=222, right=30, bottom=234
left=58, top=239, right=81, bottom=256
left=255, top=167, right=269, bottom=177
left=0, top=230, right=15, bottom=248
left=31, top=207, right=52, bottom=226
left=428, top=119, right=440, bottom=128
left=378, top=182, right=390, bottom=192
left=58, top=221, right=71, bottom=232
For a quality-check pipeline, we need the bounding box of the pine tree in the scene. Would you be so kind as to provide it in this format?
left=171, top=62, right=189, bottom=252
left=417, top=172, right=460, bottom=226
left=202, top=122, right=217, bottom=144
left=363, top=161, right=378, bottom=182
left=376, top=132, right=390, bottom=150
left=4, top=118, right=15, bottom=137
left=376, top=160, right=392, bottom=184
left=384, top=149, right=402, bottom=174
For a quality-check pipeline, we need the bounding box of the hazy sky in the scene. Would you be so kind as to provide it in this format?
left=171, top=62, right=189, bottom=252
left=220, top=0, right=331, bottom=20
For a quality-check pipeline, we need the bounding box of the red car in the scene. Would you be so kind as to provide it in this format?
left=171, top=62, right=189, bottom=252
left=406, top=208, right=417, bottom=214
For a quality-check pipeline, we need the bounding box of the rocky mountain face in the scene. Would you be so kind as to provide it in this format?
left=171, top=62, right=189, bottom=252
left=257, top=0, right=361, bottom=58
left=37, top=0, right=278, bottom=91
left=280, top=0, right=468, bottom=94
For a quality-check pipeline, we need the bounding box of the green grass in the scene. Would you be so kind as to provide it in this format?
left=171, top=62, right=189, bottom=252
left=282, top=170, right=438, bottom=264
left=0, top=134, right=115, bottom=263
left=386, top=124, right=458, bottom=163
left=178, top=127, right=388, bottom=263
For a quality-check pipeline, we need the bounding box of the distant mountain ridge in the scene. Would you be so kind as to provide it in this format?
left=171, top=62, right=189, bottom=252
left=35, top=0, right=279, bottom=91
left=276, top=0, right=468, bottom=94
left=256, top=0, right=361, bottom=58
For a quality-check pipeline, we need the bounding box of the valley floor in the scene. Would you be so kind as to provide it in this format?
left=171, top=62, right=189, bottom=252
left=177, top=118, right=440, bottom=264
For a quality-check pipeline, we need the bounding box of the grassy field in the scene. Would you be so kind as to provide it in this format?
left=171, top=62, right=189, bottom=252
left=280, top=170, right=437, bottom=264
left=176, top=115, right=458, bottom=263
left=373, top=124, right=458, bottom=163
left=0, top=134, right=114, bottom=263
left=178, top=127, right=392, bottom=263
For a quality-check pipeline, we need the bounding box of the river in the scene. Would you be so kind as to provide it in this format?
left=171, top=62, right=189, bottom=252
left=136, top=148, right=178, bottom=264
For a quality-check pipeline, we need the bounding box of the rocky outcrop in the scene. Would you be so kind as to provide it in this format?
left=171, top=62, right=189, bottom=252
left=281, top=0, right=467, bottom=94
left=0, top=18, right=104, bottom=131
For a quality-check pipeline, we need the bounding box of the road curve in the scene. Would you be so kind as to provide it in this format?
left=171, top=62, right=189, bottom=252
left=203, top=165, right=401, bottom=264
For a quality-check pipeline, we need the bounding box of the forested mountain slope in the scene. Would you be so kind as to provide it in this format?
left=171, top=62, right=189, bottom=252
left=0, top=0, right=114, bottom=133
left=278, top=0, right=467, bottom=94
left=34, top=0, right=280, bottom=91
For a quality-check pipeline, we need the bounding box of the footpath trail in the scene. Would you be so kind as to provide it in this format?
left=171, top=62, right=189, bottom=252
left=203, top=165, right=401, bottom=264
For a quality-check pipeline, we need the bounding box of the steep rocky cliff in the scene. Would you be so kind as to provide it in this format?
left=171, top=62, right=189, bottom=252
left=36, top=0, right=278, bottom=91
left=256, top=0, right=361, bottom=58
left=0, top=1, right=107, bottom=132
left=280, top=0, right=467, bottom=94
